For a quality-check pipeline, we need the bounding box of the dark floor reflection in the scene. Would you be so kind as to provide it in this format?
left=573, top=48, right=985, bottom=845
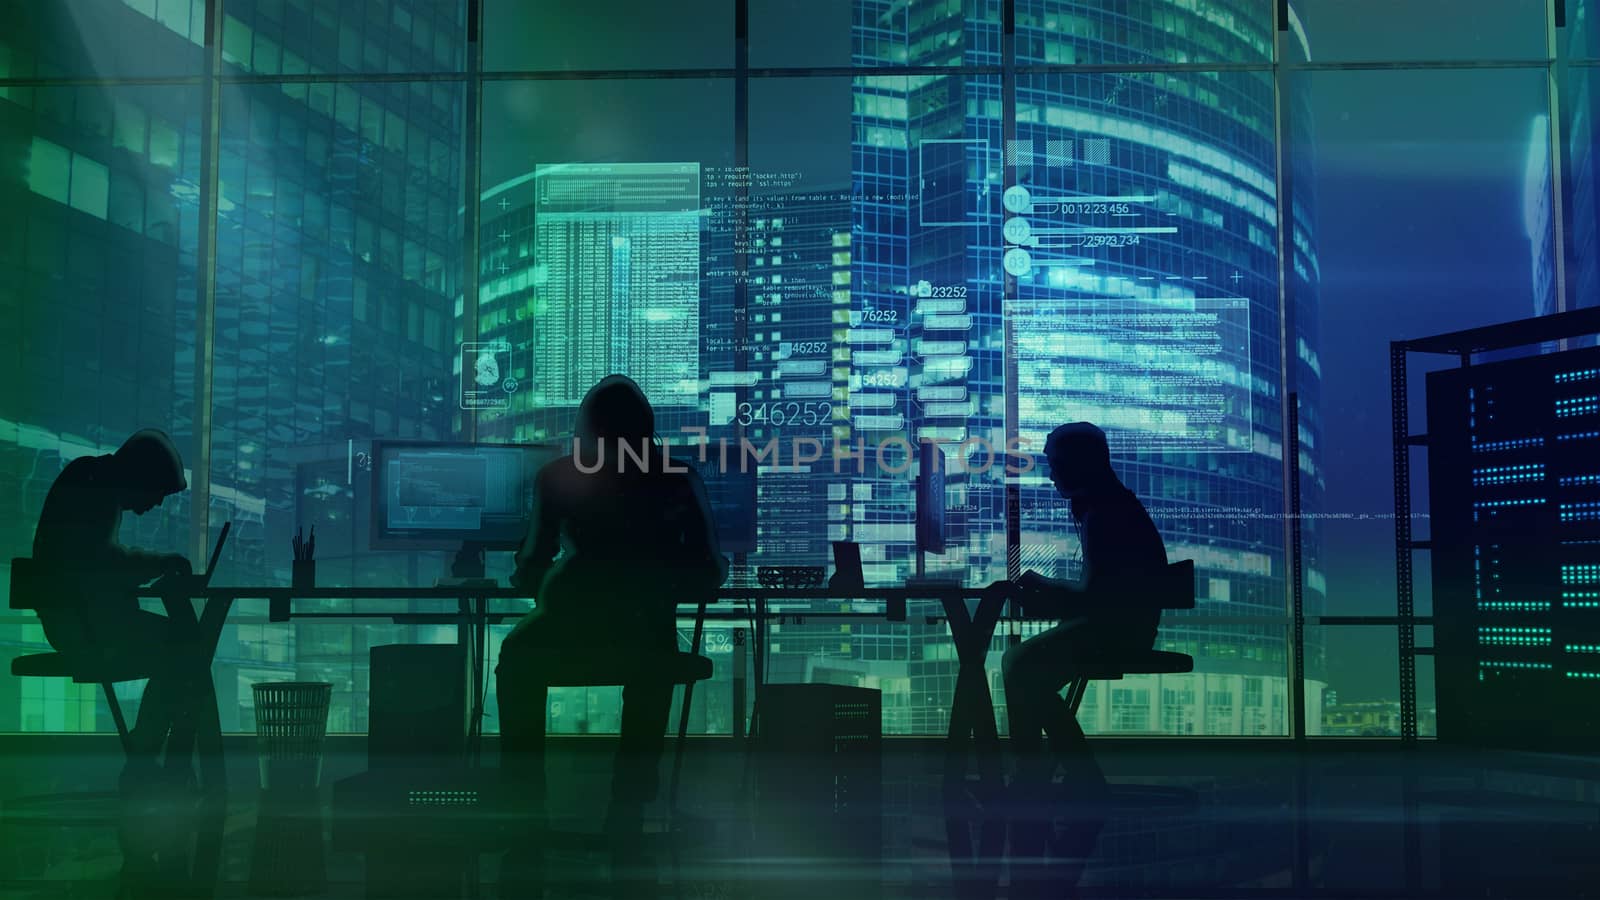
left=249, top=788, right=325, bottom=897
left=2, top=741, right=1598, bottom=898
left=115, top=767, right=225, bottom=900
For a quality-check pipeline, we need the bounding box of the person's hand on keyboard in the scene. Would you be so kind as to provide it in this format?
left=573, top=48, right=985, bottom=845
left=149, top=556, right=201, bottom=596
left=1012, top=571, right=1073, bottom=618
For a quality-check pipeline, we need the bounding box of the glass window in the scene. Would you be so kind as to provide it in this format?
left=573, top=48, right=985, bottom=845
left=1016, top=0, right=1275, bottom=66
left=222, top=0, right=468, bottom=73
left=113, top=99, right=149, bottom=154
left=3, top=2, right=1554, bottom=738
left=157, top=0, right=199, bottom=39
left=1011, top=69, right=1288, bottom=733
left=0, top=0, right=205, bottom=78
left=1288, top=0, right=1548, bottom=63
left=748, top=0, right=861, bottom=68
left=484, top=0, right=733, bottom=71
left=0, top=43, right=13, bottom=103
left=479, top=78, right=740, bottom=728
left=26, top=138, right=71, bottom=204
left=254, top=32, right=283, bottom=74
left=1562, top=68, right=1600, bottom=310
left=223, top=14, right=254, bottom=68
left=202, top=79, right=464, bottom=731
left=1312, top=625, right=1436, bottom=737
left=1292, top=66, right=1551, bottom=735
left=149, top=118, right=181, bottom=170
left=477, top=78, right=734, bottom=444
left=108, top=168, right=145, bottom=232
left=68, top=153, right=109, bottom=219
left=1572, top=0, right=1600, bottom=59
left=1292, top=67, right=1552, bottom=626
left=751, top=0, right=1002, bottom=69
left=2, top=85, right=201, bottom=734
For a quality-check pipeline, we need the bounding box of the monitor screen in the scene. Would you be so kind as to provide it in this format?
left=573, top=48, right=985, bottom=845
left=372, top=442, right=560, bottom=550
left=916, top=441, right=946, bottom=554
left=676, top=455, right=758, bottom=555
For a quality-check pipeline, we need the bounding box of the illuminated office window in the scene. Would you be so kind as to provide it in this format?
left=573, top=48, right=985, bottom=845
left=26, top=139, right=72, bottom=204
left=0, top=0, right=1573, bottom=740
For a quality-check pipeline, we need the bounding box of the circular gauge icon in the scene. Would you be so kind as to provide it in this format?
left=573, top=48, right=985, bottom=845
left=502, top=378, right=519, bottom=394
left=1002, top=185, right=1032, bottom=214
left=1003, top=217, right=1031, bottom=245
left=1003, top=247, right=1032, bottom=277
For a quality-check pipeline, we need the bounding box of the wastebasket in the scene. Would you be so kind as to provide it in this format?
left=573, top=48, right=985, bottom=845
left=253, top=682, right=333, bottom=792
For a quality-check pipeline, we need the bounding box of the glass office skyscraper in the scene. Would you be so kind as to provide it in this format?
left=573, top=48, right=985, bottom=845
left=475, top=2, right=1325, bottom=736
left=207, top=0, right=467, bottom=732
left=841, top=2, right=1326, bottom=734
left=0, top=0, right=467, bottom=733
left=3, top=0, right=1323, bottom=737
left=0, top=4, right=212, bottom=731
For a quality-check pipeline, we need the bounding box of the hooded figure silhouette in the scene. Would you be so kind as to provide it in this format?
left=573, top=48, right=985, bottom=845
left=31, top=429, right=210, bottom=778
left=32, top=429, right=191, bottom=654
left=495, top=375, right=727, bottom=893
left=998, top=422, right=1168, bottom=897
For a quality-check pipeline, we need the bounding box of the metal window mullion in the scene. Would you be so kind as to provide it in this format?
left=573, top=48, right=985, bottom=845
left=1271, top=3, right=1304, bottom=745
left=1002, top=0, right=1021, bottom=582
left=219, top=72, right=469, bottom=85
left=462, top=0, right=483, bottom=443
left=1548, top=0, right=1571, bottom=326
left=1282, top=58, right=1554, bottom=72
left=0, top=75, right=206, bottom=87
left=189, top=0, right=224, bottom=564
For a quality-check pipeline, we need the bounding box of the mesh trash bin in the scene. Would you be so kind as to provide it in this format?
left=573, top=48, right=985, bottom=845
left=253, top=682, right=332, bottom=792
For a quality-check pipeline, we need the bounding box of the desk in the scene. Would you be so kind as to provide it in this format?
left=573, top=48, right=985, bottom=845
left=146, top=586, right=1009, bottom=755
left=148, top=584, right=1009, bottom=896
left=136, top=585, right=524, bottom=764
left=717, top=587, right=1006, bottom=899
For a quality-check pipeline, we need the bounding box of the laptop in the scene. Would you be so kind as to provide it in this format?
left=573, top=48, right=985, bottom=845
left=200, top=521, right=232, bottom=586
left=151, top=520, right=231, bottom=592
left=829, top=540, right=863, bottom=590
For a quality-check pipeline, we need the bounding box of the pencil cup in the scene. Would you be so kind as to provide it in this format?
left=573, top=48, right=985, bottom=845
left=292, top=560, right=316, bottom=593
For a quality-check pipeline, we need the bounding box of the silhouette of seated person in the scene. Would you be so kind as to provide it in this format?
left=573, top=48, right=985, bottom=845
left=30, top=429, right=210, bottom=782
left=496, top=375, right=727, bottom=840
left=995, top=422, right=1167, bottom=890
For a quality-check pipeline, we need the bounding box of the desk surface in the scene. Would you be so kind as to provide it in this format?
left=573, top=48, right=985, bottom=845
left=118, top=585, right=1395, bottom=628
left=134, top=585, right=991, bottom=601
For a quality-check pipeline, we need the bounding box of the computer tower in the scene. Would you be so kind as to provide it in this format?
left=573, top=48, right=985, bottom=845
left=754, top=684, right=883, bottom=897
left=368, top=643, right=470, bottom=769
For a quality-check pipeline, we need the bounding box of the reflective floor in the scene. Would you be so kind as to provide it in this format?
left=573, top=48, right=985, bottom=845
left=1, top=737, right=1597, bottom=898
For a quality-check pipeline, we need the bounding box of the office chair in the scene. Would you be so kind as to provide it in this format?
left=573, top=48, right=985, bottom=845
left=1062, top=559, right=1198, bottom=715
left=8, top=559, right=138, bottom=755
left=4, top=559, right=151, bottom=851
left=499, top=595, right=716, bottom=897
left=1056, top=559, right=1201, bottom=846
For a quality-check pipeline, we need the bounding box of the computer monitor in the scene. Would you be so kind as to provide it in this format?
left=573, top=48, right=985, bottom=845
left=675, top=455, right=758, bottom=555
left=916, top=441, right=947, bottom=555
left=371, top=441, right=561, bottom=552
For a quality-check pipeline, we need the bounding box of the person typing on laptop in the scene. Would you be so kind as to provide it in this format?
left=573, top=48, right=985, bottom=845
left=30, top=429, right=208, bottom=771
left=993, top=422, right=1168, bottom=896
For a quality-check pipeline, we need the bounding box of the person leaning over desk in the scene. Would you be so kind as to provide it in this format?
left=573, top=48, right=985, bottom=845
left=30, top=429, right=211, bottom=785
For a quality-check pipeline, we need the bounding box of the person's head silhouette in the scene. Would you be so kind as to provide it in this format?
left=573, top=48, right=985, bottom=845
left=576, top=375, right=656, bottom=466
left=1043, top=422, right=1116, bottom=503
left=112, top=429, right=187, bottom=515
